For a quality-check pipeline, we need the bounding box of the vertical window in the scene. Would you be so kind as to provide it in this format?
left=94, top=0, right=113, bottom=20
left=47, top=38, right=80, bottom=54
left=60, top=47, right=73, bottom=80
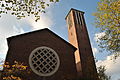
left=75, top=11, right=78, bottom=24
left=79, top=12, right=82, bottom=25
left=74, top=11, right=84, bottom=27
left=81, top=14, right=84, bottom=26
left=71, top=32, right=73, bottom=36
left=80, top=13, right=84, bottom=25
left=76, top=11, right=80, bottom=25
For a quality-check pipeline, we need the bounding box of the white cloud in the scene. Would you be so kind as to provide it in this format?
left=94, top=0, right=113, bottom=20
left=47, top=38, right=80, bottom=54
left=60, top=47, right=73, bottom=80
left=0, top=4, right=54, bottom=71
left=19, top=4, right=54, bottom=30
left=94, top=32, right=105, bottom=41
left=0, top=7, right=54, bottom=59
left=0, top=35, right=8, bottom=55
left=0, top=14, right=25, bottom=36
left=0, top=14, right=25, bottom=58
left=0, top=58, right=4, bottom=70
left=92, top=47, right=98, bottom=55
left=96, top=55, right=120, bottom=80
left=27, top=13, right=53, bottom=30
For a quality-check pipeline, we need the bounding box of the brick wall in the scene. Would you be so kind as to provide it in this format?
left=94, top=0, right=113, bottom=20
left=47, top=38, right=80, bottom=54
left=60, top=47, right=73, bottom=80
left=4, top=30, right=78, bottom=80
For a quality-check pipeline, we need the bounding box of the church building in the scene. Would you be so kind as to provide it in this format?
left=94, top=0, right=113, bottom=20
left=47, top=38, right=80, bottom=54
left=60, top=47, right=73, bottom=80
left=2, top=8, right=98, bottom=80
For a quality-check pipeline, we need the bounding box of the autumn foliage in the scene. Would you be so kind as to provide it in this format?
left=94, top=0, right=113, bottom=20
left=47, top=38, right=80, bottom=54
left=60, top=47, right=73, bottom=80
left=93, top=0, right=120, bottom=57
left=2, top=61, right=31, bottom=80
left=0, top=0, right=59, bottom=21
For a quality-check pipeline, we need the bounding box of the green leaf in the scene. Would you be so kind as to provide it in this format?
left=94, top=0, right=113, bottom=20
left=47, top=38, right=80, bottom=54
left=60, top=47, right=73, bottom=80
left=56, top=0, right=59, bottom=2
left=46, top=4, right=49, bottom=6
left=50, top=0, right=54, bottom=2
left=1, top=4, right=4, bottom=7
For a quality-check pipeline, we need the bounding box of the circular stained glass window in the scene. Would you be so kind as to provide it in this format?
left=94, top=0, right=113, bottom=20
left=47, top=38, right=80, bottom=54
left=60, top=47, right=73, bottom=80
left=29, top=46, right=60, bottom=76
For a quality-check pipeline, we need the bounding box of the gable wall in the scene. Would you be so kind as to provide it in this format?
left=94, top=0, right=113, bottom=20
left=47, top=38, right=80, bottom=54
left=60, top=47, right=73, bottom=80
left=5, top=30, right=77, bottom=80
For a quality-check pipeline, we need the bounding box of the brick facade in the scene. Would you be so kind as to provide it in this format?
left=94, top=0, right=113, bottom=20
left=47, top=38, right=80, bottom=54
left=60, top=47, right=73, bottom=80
left=1, top=8, right=99, bottom=80
left=4, top=29, right=77, bottom=80
left=66, top=8, right=98, bottom=80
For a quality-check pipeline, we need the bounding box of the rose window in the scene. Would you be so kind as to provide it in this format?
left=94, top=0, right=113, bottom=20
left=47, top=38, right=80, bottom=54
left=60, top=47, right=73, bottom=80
left=29, top=46, right=60, bottom=76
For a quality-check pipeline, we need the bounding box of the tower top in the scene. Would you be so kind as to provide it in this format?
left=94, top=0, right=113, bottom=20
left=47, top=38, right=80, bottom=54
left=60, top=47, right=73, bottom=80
left=65, top=8, right=84, bottom=20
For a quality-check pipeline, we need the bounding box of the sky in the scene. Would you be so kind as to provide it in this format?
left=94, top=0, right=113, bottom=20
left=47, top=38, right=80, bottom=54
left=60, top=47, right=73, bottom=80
left=0, top=0, right=120, bottom=80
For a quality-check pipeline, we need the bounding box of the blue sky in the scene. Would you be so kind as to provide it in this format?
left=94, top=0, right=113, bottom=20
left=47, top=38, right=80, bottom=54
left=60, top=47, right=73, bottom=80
left=50, top=0, right=107, bottom=60
left=0, top=0, right=120, bottom=80
left=0, top=0, right=103, bottom=59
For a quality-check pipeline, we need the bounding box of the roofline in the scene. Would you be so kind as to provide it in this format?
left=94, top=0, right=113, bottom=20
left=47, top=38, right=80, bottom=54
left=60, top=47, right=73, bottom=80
left=7, top=28, right=48, bottom=40
left=47, top=29, right=77, bottom=51
left=7, top=28, right=77, bottom=51
left=7, top=28, right=48, bottom=46
left=65, top=8, right=85, bottom=20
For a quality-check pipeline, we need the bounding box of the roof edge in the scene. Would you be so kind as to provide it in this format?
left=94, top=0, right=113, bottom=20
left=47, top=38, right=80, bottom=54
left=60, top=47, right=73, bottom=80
left=7, top=28, right=77, bottom=51
left=65, top=8, right=85, bottom=20
left=47, top=29, right=77, bottom=51
left=7, top=28, right=48, bottom=46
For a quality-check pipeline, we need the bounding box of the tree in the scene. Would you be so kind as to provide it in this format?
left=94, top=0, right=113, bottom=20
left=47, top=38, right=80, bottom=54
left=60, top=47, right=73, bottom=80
left=1, top=61, right=31, bottom=80
left=93, top=0, right=120, bottom=57
left=0, top=0, right=59, bottom=21
left=97, top=65, right=111, bottom=80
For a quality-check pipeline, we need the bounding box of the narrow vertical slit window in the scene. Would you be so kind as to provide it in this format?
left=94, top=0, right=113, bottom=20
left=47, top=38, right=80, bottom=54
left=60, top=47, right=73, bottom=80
left=75, top=11, right=78, bottom=24
left=79, top=12, right=82, bottom=26
left=81, top=14, right=84, bottom=26
left=78, top=12, right=82, bottom=25
left=76, top=11, right=80, bottom=25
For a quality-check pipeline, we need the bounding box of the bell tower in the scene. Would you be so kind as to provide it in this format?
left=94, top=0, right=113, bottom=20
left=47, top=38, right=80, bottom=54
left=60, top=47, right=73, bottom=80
left=65, top=8, right=98, bottom=80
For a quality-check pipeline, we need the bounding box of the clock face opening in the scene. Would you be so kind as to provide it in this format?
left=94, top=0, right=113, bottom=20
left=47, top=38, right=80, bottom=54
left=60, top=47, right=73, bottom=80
left=29, top=46, right=60, bottom=76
